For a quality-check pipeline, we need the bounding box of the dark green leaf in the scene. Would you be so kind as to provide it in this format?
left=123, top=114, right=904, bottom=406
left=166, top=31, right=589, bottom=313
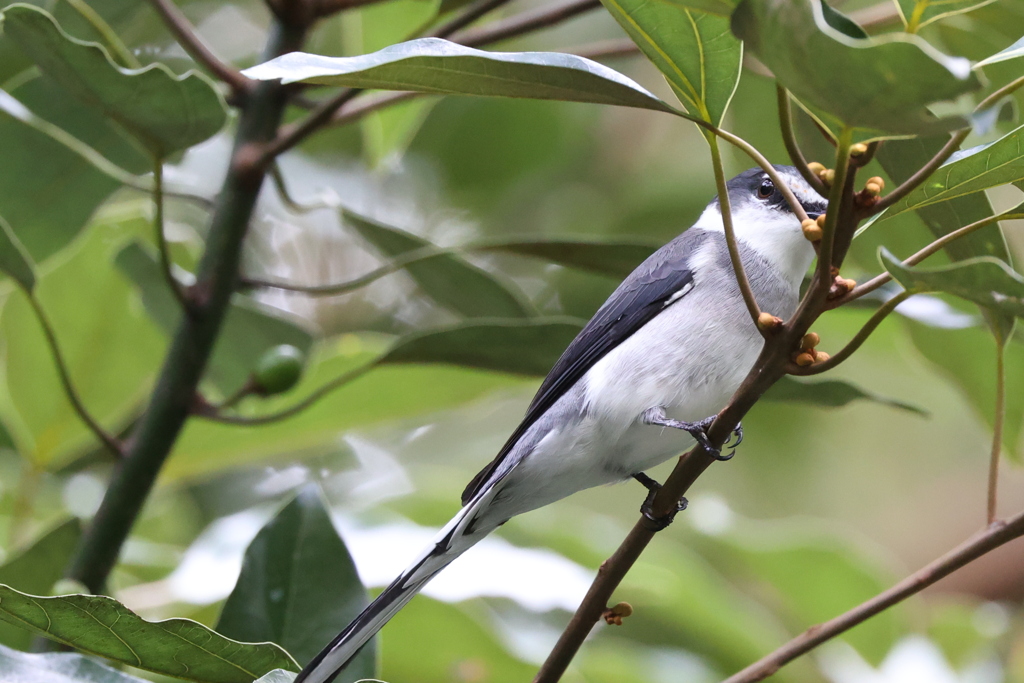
left=0, top=585, right=298, bottom=682
left=819, top=0, right=868, bottom=39
left=475, top=236, right=658, bottom=278
left=0, top=519, right=81, bottom=651
left=897, top=0, right=997, bottom=33
left=243, top=38, right=684, bottom=117
left=0, top=213, right=36, bottom=291
left=382, top=318, right=584, bottom=375
left=115, top=242, right=315, bottom=396
left=976, top=35, right=1024, bottom=67
left=662, top=0, right=738, bottom=15
left=764, top=376, right=927, bottom=415
left=599, top=1, right=742, bottom=125
left=732, top=0, right=980, bottom=136
left=344, top=211, right=534, bottom=318
left=1, top=4, right=226, bottom=156
left=217, top=485, right=375, bottom=678
left=882, top=125, right=1024, bottom=216
left=881, top=248, right=1024, bottom=319
left=0, top=641, right=151, bottom=683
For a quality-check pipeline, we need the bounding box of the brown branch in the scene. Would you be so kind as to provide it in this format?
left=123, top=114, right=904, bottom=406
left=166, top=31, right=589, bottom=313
left=570, top=38, right=641, bottom=61
left=426, top=0, right=516, bottom=39
left=314, top=0, right=392, bottom=18
left=146, top=0, right=252, bottom=97
left=722, top=509, right=1024, bottom=683
left=260, top=88, right=363, bottom=163
left=776, top=86, right=828, bottom=196
left=451, top=0, right=602, bottom=47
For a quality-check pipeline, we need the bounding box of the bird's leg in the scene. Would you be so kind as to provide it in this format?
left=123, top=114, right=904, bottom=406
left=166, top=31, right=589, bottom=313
left=632, top=472, right=687, bottom=531
left=641, top=407, right=742, bottom=461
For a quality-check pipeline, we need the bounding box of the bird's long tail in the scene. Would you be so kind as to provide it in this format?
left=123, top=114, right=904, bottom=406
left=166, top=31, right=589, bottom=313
left=295, top=494, right=495, bottom=683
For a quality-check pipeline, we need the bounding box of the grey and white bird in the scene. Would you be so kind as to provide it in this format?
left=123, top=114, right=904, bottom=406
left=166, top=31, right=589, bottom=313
left=296, top=165, right=827, bottom=683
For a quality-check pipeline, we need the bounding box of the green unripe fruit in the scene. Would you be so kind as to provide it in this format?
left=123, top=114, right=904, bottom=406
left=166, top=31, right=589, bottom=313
left=253, top=344, right=305, bottom=395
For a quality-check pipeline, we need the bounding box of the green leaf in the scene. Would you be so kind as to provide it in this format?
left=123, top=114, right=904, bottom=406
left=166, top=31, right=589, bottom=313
left=166, top=335, right=531, bottom=479
left=0, top=519, right=81, bottom=651
left=907, top=321, right=1024, bottom=459
left=0, top=217, right=165, bottom=469
left=115, top=242, right=315, bottom=396
left=474, top=236, right=659, bottom=278
left=897, top=0, right=997, bottom=33
left=344, top=211, right=534, bottom=318
left=660, top=0, right=738, bottom=16
left=383, top=318, right=583, bottom=375
left=0, top=641, right=151, bottom=683
left=732, top=0, right=980, bottom=136
left=976, top=35, right=1024, bottom=67
left=764, top=376, right=927, bottom=415
left=819, top=0, right=868, bottom=39
left=0, top=4, right=226, bottom=156
left=881, top=248, right=1024, bottom=320
left=0, top=213, right=36, bottom=291
left=882, top=125, right=1024, bottom=216
left=242, top=38, right=685, bottom=117
left=0, top=585, right=298, bottom=682
left=216, top=485, right=375, bottom=678
left=599, top=1, right=742, bottom=125
left=254, top=672, right=297, bottom=683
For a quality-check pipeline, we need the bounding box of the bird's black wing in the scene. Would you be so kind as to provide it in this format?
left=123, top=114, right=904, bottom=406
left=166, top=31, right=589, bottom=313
left=461, top=229, right=710, bottom=504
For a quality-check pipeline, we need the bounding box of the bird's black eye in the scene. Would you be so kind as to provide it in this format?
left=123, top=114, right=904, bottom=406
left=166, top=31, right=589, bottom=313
left=757, top=179, right=774, bottom=199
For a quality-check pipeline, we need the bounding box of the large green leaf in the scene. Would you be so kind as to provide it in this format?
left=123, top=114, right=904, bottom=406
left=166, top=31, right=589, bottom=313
left=0, top=213, right=36, bottom=292
left=0, top=4, right=226, bottom=156
left=907, top=321, right=1024, bottom=459
left=599, top=0, right=742, bottom=125
left=765, top=376, right=926, bottom=415
left=344, top=211, right=534, bottom=318
left=881, top=248, right=1024, bottom=320
left=0, top=519, right=81, bottom=651
left=384, top=317, right=583, bottom=374
left=242, top=38, right=685, bottom=116
left=0, top=217, right=165, bottom=469
left=217, top=486, right=374, bottom=678
left=0, top=585, right=298, bottom=682
left=732, top=0, right=980, bottom=136
left=474, top=236, right=659, bottom=278
left=0, top=642, right=151, bottom=683
left=896, top=0, right=997, bottom=33
left=115, top=242, right=315, bottom=396
left=882, top=125, right=1024, bottom=217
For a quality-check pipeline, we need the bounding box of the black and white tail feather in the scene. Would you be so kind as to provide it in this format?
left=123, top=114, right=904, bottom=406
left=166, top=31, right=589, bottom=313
left=296, top=488, right=500, bottom=683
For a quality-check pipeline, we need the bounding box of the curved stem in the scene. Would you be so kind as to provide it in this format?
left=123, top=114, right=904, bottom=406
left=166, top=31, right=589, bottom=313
left=426, top=0, right=514, bottom=38
left=776, top=85, right=827, bottom=196
left=451, top=0, right=601, bottom=47
left=196, top=362, right=375, bottom=425
left=146, top=0, right=251, bottom=96
left=708, top=135, right=761, bottom=329
left=152, top=160, right=190, bottom=311
left=723, top=508, right=1024, bottom=683
left=792, top=290, right=912, bottom=376
left=835, top=211, right=1024, bottom=306
left=241, top=244, right=459, bottom=295
left=817, top=128, right=854, bottom=282
left=871, top=129, right=970, bottom=214
left=25, top=294, right=123, bottom=456
left=988, top=336, right=1006, bottom=524
left=260, top=88, right=362, bottom=163
left=268, top=163, right=337, bottom=213
left=62, top=0, right=139, bottom=68
left=977, top=75, right=1024, bottom=113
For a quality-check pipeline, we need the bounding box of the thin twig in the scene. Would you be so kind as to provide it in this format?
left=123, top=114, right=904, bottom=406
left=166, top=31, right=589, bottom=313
left=24, top=294, right=124, bottom=457
left=871, top=129, right=969, bottom=214
left=570, top=38, right=641, bottom=61
left=708, top=135, right=762, bottom=329
left=452, top=0, right=601, bottom=47
left=152, top=161, right=191, bottom=311
left=426, top=0, right=515, bottom=38
left=314, top=0, right=391, bottom=18
left=791, top=290, right=913, bottom=376
left=722, top=509, right=1024, bottom=683
left=988, top=336, right=1006, bottom=524
left=834, top=212, right=1024, bottom=306
left=146, top=0, right=251, bottom=96
left=268, top=163, right=338, bottom=213
left=776, top=85, right=827, bottom=196
left=63, top=0, right=140, bottom=68
left=261, top=88, right=363, bottom=163
left=241, top=244, right=460, bottom=295
left=195, top=362, right=376, bottom=425
left=817, top=129, right=854, bottom=281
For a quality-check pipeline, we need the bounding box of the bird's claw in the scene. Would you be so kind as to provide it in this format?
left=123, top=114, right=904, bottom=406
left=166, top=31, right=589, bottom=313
left=634, top=473, right=687, bottom=531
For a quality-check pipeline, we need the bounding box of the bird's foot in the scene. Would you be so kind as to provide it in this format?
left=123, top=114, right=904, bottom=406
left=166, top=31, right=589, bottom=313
left=641, top=408, right=739, bottom=461
left=633, top=472, right=687, bottom=531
